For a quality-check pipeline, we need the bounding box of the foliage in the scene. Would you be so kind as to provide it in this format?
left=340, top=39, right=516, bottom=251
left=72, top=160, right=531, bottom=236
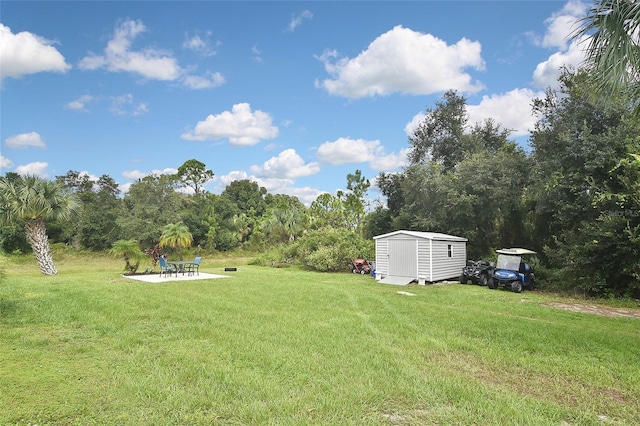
left=117, top=174, right=185, bottom=247
left=56, top=171, right=122, bottom=250
left=159, top=222, right=193, bottom=260
left=260, top=207, right=304, bottom=244
left=292, top=227, right=374, bottom=272
left=0, top=221, right=30, bottom=254
left=572, top=0, right=640, bottom=115
left=529, top=70, right=640, bottom=296
left=248, top=244, right=294, bottom=267
left=408, top=89, right=470, bottom=171
left=109, top=239, right=147, bottom=274
left=181, top=193, right=217, bottom=248
left=222, top=179, right=268, bottom=218
left=144, top=243, right=163, bottom=268
left=339, top=169, right=371, bottom=235
left=0, top=174, right=79, bottom=275
left=174, top=159, right=214, bottom=194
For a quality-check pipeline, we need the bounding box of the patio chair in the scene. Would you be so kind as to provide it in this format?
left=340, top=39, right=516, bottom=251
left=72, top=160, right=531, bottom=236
left=159, top=257, right=176, bottom=278
left=187, top=257, right=202, bottom=276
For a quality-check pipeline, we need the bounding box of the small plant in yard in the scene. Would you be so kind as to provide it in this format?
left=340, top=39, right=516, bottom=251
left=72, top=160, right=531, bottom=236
left=159, top=222, right=193, bottom=260
left=109, top=239, right=147, bottom=274
left=144, top=243, right=163, bottom=270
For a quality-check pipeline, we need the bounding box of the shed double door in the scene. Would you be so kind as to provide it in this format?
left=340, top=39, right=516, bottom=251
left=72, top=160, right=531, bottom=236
left=388, top=239, right=417, bottom=277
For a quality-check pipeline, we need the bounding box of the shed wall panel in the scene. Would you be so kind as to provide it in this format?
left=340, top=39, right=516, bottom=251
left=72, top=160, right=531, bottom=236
left=430, top=240, right=467, bottom=281
left=417, top=240, right=431, bottom=279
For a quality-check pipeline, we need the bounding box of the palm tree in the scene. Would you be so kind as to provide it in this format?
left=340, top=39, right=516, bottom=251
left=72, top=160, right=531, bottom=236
left=159, top=222, right=193, bottom=260
left=109, top=239, right=148, bottom=274
left=573, top=0, right=640, bottom=111
left=0, top=175, right=79, bottom=275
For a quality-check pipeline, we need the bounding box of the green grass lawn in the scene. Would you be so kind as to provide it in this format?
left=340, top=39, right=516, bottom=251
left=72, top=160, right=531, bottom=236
left=1, top=252, right=639, bottom=425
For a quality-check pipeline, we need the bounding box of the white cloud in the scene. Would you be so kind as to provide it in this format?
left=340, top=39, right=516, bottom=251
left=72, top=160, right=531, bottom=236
left=316, top=137, right=383, bottom=165
left=0, top=24, right=71, bottom=82
left=288, top=10, right=313, bottom=32
left=533, top=39, right=586, bottom=88
left=110, top=94, right=149, bottom=116
left=281, top=186, right=324, bottom=206
left=15, top=161, right=48, bottom=178
left=404, top=89, right=542, bottom=139
left=252, top=44, right=263, bottom=63
left=122, top=168, right=177, bottom=180
left=118, top=183, right=133, bottom=194
left=370, top=148, right=410, bottom=172
left=78, top=19, right=224, bottom=89
left=467, top=88, right=544, bottom=137
left=316, top=137, right=407, bottom=171
left=250, top=149, right=320, bottom=179
left=218, top=169, right=322, bottom=205
left=66, top=95, right=95, bottom=112
left=78, top=19, right=182, bottom=81
left=183, top=31, right=220, bottom=57
left=0, top=155, right=14, bottom=170
left=218, top=170, right=250, bottom=187
left=316, top=25, right=485, bottom=98
left=532, top=1, right=590, bottom=89
left=181, top=103, right=279, bottom=146
left=537, top=0, right=588, bottom=50
left=182, top=72, right=225, bottom=89
left=4, top=132, right=46, bottom=149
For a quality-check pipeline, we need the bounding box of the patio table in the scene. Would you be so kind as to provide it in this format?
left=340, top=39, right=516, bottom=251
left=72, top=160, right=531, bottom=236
left=167, top=261, right=195, bottom=276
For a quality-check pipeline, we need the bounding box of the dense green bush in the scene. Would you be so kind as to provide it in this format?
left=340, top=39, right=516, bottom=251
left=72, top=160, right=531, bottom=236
left=291, top=227, right=374, bottom=272
left=248, top=244, right=294, bottom=267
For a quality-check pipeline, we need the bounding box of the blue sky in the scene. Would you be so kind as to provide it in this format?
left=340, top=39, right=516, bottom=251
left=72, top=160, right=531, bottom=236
left=1, top=1, right=592, bottom=204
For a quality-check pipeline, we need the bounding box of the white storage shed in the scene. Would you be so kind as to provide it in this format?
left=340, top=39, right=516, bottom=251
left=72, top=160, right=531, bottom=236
left=373, top=230, right=467, bottom=285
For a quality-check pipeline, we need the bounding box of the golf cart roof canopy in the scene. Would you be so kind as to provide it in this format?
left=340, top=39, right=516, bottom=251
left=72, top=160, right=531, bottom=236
left=496, top=248, right=537, bottom=255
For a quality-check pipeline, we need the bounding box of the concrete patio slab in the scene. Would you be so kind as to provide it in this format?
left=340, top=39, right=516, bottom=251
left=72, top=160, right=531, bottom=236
left=122, top=272, right=232, bottom=283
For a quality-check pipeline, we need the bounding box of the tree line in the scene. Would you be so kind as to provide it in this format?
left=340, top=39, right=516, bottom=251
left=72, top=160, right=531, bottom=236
left=2, top=69, right=639, bottom=297
left=3, top=64, right=640, bottom=296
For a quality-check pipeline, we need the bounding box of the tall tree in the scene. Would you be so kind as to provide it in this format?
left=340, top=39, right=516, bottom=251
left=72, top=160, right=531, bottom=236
left=175, top=159, right=214, bottom=194
left=222, top=179, right=268, bottom=218
left=118, top=174, right=184, bottom=247
left=529, top=69, right=639, bottom=296
left=408, top=90, right=470, bottom=171
left=0, top=175, right=79, bottom=275
left=56, top=171, right=122, bottom=250
left=308, top=193, right=344, bottom=230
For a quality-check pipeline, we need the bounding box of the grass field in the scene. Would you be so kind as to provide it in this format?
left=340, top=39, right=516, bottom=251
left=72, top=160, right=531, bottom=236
left=1, top=252, right=639, bottom=425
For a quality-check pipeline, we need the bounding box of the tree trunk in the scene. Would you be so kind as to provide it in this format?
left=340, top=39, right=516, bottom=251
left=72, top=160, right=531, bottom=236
left=25, top=219, right=58, bottom=275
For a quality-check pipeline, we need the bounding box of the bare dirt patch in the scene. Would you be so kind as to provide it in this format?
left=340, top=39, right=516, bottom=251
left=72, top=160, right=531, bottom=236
left=542, top=302, right=640, bottom=319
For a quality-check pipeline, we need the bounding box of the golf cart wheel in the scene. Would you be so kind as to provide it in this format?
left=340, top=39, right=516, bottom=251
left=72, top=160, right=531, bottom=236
left=459, top=274, right=468, bottom=284
left=488, top=277, right=497, bottom=289
left=511, top=281, right=523, bottom=293
left=480, top=274, right=488, bottom=286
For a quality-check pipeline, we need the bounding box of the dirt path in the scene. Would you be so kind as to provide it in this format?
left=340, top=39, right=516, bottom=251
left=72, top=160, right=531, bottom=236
left=542, top=301, right=640, bottom=319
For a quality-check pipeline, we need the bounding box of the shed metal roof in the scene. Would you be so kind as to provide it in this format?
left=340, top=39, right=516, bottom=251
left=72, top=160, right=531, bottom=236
left=373, top=230, right=468, bottom=242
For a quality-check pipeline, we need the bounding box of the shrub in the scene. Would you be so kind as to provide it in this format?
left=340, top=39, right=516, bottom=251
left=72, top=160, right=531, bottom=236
left=293, top=227, right=374, bottom=272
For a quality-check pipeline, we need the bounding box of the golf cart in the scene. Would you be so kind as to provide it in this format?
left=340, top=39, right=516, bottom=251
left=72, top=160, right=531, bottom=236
left=487, top=248, right=536, bottom=293
left=459, top=259, right=492, bottom=286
